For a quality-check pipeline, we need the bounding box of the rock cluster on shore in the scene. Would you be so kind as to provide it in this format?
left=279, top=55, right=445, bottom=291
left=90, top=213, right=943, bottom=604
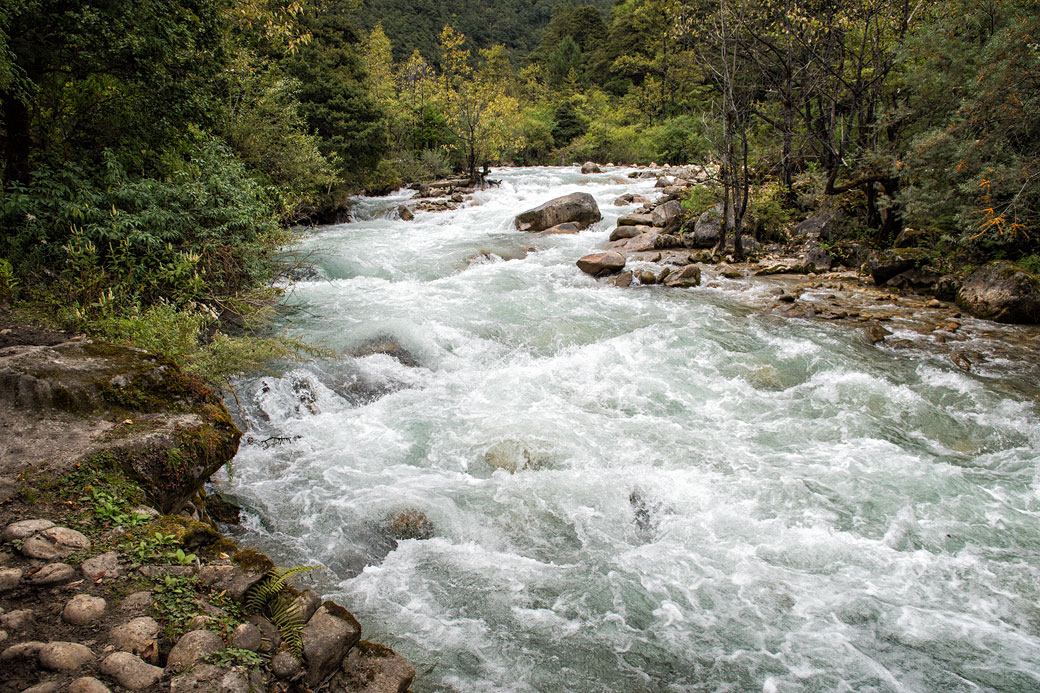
left=0, top=335, right=415, bottom=692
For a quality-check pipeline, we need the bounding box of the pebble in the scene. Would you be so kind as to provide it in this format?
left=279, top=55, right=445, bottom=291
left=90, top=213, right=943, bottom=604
left=63, top=594, right=107, bottom=626
left=0, top=567, right=23, bottom=591
left=1, top=608, right=33, bottom=630
left=38, top=641, right=95, bottom=671
left=69, top=677, right=112, bottom=693
left=230, top=622, right=262, bottom=652
left=111, top=616, right=160, bottom=659
left=166, top=629, right=224, bottom=668
left=81, top=551, right=122, bottom=580
left=1, top=519, right=55, bottom=542
left=20, top=526, right=91, bottom=560
left=28, top=562, right=76, bottom=585
left=99, top=651, right=164, bottom=690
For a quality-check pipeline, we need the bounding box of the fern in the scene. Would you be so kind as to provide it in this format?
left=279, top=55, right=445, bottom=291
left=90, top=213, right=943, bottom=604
left=269, top=593, right=306, bottom=657
left=242, top=565, right=322, bottom=659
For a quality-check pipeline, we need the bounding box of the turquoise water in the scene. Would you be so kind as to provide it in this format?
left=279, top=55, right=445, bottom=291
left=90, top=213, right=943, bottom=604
left=227, top=167, right=1040, bottom=692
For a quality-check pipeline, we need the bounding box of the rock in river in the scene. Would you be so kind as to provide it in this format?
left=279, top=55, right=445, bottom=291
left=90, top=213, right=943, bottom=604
left=957, top=261, right=1040, bottom=323
left=514, top=193, right=602, bottom=233
left=576, top=252, right=626, bottom=277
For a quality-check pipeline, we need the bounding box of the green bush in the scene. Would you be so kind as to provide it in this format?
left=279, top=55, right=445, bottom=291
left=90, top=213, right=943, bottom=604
left=749, top=183, right=795, bottom=242
left=681, top=185, right=720, bottom=217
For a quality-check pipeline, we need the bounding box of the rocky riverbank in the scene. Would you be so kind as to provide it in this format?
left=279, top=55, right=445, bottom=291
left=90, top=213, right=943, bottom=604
left=0, top=327, right=414, bottom=693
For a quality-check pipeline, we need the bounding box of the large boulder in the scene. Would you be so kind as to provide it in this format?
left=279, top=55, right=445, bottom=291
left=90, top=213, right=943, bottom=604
left=651, top=200, right=684, bottom=228
left=580, top=161, right=601, bottom=174
left=514, top=193, right=602, bottom=233
left=790, top=209, right=840, bottom=241
left=957, top=262, right=1040, bottom=323
left=867, top=248, right=932, bottom=285
left=303, top=603, right=362, bottom=687
left=688, top=203, right=724, bottom=248
left=617, top=212, right=654, bottom=227
left=576, top=252, right=626, bottom=277
left=609, top=225, right=653, bottom=242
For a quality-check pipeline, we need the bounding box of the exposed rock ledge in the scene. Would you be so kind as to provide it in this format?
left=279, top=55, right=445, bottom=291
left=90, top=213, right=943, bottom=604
left=0, top=331, right=415, bottom=692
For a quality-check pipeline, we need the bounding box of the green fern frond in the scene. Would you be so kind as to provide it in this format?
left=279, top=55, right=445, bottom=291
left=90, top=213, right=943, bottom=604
left=269, top=592, right=306, bottom=658
left=243, top=565, right=321, bottom=614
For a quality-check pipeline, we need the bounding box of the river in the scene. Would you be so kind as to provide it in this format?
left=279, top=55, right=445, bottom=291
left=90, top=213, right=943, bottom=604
left=225, top=166, right=1040, bottom=692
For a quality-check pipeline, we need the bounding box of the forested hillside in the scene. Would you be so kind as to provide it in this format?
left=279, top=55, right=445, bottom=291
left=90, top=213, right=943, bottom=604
left=355, top=0, right=615, bottom=60
left=1, top=0, right=1037, bottom=379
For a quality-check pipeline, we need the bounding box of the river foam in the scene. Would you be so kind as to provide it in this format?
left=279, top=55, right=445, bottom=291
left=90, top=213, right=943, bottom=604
left=228, top=167, right=1040, bottom=692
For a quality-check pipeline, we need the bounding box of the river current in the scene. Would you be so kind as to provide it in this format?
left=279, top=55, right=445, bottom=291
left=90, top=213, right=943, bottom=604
left=226, top=167, right=1040, bottom=692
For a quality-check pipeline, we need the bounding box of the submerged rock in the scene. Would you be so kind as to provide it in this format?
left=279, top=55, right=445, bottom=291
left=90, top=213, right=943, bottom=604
left=385, top=510, right=434, bottom=541
left=514, top=193, right=602, bottom=233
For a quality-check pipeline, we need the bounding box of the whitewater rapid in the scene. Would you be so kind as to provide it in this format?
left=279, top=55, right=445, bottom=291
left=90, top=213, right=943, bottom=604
left=225, top=167, right=1040, bottom=692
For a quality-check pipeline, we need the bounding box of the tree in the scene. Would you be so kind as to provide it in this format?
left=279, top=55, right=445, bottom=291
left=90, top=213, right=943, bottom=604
left=438, top=26, right=522, bottom=183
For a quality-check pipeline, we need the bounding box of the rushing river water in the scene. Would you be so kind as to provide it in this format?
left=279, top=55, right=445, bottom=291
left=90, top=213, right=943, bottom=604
left=226, top=167, right=1040, bottom=692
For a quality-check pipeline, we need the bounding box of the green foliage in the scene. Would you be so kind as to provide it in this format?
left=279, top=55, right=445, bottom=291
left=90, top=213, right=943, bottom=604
left=126, top=532, right=180, bottom=567
left=748, top=183, right=795, bottom=242
left=152, top=574, right=202, bottom=641
left=551, top=100, right=587, bottom=146
left=681, top=186, right=720, bottom=217
left=0, top=258, right=16, bottom=302
left=209, top=648, right=264, bottom=669
left=82, top=488, right=151, bottom=530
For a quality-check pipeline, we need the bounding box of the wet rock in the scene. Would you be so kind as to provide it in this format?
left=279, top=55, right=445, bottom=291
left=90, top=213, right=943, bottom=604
left=663, top=265, right=701, bottom=288
left=302, top=603, right=362, bottom=687
left=272, top=651, right=302, bottom=679
left=514, top=193, right=602, bottom=233
left=111, top=616, right=160, bottom=660
left=651, top=200, right=683, bottom=228
left=63, top=595, right=106, bottom=626
left=167, top=629, right=225, bottom=669
left=39, top=641, right=94, bottom=671
left=397, top=205, right=414, bottom=222
left=352, top=336, right=422, bottom=369
left=230, top=622, right=262, bottom=652
left=609, top=271, right=634, bottom=288
left=205, top=493, right=242, bottom=525
left=576, top=252, right=626, bottom=277
left=1, top=608, right=33, bottom=630
left=335, top=641, right=416, bottom=693
left=0, top=567, right=22, bottom=591
left=613, top=194, right=646, bottom=206
left=99, top=652, right=163, bottom=690
left=1, top=518, right=54, bottom=542
left=609, top=225, right=652, bottom=242
left=617, top=212, right=654, bottom=227
left=865, top=325, right=892, bottom=345
left=580, top=161, right=601, bottom=174
left=543, top=222, right=583, bottom=235
left=386, top=510, right=434, bottom=541
left=28, top=562, right=76, bottom=585
left=608, top=232, right=660, bottom=253
left=81, top=551, right=121, bottom=580
left=950, top=351, right=972, bottom=372
left=69, top=677, right=111, bottom=693
left=20, top=526, right=90, bottom=560
left=636, top=270, right=659, bottom=285
left=957, top=261, right=1040, bottom=324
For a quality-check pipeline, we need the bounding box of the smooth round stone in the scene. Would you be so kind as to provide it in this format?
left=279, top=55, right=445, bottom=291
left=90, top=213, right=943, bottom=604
left=28, top=563, right=76, bottom=585
left=166, top=629, right=224, bottom=668
left=23, top=683, right=62, bottom=693
left=119, top=591, right=153, bottom=613
left=1, top=519, right=54, bottom=542
left=230, top=622, right=262, bottom=652
left=69, top=677, right=111, bottom=693
left=99, top=652, right=163, bottom=690
left=110, top=616, right=160, bottom=657
left=20, top=527, right=90, bottom=561
left=0, top=567, right=22, bottom=591
left=81, top=551, right=122, bottom=580
left=38, top=641, right=95, bottom=671
left=63, top=595, right=107, bottom=626
left=1, top=608, right=33, bottom=630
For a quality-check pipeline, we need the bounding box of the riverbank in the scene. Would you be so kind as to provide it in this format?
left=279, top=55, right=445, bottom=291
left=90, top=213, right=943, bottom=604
left=0, top=323, right=414, bottom=692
